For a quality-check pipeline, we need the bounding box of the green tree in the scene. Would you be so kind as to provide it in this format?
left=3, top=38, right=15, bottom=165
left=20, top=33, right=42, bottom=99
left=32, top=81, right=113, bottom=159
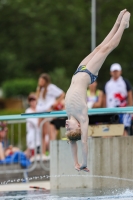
left=0, top=0, right=133, bottom=92
left=2, top=79, right=37, bottom=97
left=0, top=0, right=91, bottom=84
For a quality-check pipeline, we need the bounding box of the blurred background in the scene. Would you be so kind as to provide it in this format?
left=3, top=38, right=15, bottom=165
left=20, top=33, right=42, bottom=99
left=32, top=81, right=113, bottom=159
left=0, top=0, right=132, bottom=187
left=0, top=0, right=132, bottom=146
left=0, top=0, right=133, bottom=108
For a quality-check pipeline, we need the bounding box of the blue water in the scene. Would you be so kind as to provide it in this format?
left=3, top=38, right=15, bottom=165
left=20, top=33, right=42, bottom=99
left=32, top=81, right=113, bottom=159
left=0, top=188, right=133, bottom=200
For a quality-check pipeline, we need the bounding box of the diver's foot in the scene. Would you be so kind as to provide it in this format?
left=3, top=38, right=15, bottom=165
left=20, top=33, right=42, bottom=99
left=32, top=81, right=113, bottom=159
left=121, top=11, right=131, bottom=29
left=116, top=9, right=127, bottom=25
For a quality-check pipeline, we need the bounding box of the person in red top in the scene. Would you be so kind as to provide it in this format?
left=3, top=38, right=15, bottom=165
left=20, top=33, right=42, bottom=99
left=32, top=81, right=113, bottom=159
left=103, top=63, right=133, bottom=135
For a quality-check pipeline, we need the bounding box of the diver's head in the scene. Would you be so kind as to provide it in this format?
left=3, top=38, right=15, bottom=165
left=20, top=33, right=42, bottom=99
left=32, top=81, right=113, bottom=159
left=65, top=119, right=80, bottom=131
left=65, top=119, right=81, bottom=141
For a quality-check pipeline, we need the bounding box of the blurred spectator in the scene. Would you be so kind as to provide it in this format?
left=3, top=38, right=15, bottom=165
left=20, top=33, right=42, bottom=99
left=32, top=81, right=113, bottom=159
left=87, top=81, right=103, bottom=109
left=103, top=63, right=133, bottom=136
left=36, top=73, right=65, bottom=112
left=25, top=93, right=41, bottom=158
left=0, top=121, right=20, bottom=160
left=36, top=73, right=65, bottom=154
left=50, top=99, right=65, bottom=140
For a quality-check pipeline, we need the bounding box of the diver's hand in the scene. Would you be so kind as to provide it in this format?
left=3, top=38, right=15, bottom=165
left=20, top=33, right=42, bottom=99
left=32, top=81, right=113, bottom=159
left=80, top=164, right=90, bottom=172
left=75, top=164, right=90, bottom=172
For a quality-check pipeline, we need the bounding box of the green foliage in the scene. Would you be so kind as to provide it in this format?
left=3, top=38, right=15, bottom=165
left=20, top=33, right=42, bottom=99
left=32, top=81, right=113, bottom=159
left=2, top=79, right=37, bottom=97
left=0, top=0, right=133, bottom=89
left=0, top=0, right=90, bottom=83
left=0, top=109, right=24, bottom=115
left=49, top=68, right=70, bottom=92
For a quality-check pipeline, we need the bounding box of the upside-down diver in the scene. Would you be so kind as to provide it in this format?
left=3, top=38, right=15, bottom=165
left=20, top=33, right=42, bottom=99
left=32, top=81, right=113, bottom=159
left=65, top=9, right=130, bottom=172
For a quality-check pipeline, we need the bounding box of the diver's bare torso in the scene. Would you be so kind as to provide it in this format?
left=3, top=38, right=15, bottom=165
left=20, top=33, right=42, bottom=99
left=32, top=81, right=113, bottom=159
left=65, top=72, right=91, bottom=121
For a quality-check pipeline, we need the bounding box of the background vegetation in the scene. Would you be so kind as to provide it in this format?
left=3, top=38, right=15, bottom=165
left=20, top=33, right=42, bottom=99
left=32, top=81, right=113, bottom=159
left=0, top=0, right=133, bottom=96
left=2, top=79, right=37, bottom=97
left=0, top=0, right=133, bottom=150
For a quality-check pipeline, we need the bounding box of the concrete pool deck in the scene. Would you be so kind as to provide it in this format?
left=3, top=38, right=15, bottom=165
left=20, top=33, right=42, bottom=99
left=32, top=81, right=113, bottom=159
left=0, top=181, right=50, bottom=191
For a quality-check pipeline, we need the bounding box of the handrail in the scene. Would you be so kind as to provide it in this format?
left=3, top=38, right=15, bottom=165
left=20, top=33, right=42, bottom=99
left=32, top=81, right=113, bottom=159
left=39, top=118, right=52, bottom=171
left=0, top=107, right=133, bottom=121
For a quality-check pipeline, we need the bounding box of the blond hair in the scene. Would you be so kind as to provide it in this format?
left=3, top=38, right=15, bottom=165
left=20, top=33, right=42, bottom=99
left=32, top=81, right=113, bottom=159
left=66, top=129, right=81, bottom=141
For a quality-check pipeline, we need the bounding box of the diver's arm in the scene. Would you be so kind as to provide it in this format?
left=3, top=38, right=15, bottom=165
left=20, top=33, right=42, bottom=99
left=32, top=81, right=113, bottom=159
left=70, top=141, right=80, bottom=170
left=80, top=116, right=89, bottom=170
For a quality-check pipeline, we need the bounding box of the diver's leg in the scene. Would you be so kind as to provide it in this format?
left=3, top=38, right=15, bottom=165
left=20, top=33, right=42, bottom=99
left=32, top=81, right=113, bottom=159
left=85, top=11, right=130, bottom=75
left=79, top=9, right=127, bottom=66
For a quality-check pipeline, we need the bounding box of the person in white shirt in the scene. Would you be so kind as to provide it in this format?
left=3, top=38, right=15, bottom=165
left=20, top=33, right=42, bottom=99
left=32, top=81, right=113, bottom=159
left=36, top=73, right=65, bottom=154
left=103, top=63, right=133, bottom=135
left=25, top=93, right=41, bottom=158
left=36, top=73, right=65, bottom=112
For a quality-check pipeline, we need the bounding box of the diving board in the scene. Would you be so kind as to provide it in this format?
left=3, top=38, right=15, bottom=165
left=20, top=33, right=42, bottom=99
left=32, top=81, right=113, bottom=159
left=0, top=107, right=132, bottom=121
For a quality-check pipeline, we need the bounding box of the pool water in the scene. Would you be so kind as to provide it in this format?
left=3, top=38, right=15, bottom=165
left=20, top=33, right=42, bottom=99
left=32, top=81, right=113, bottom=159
left=0, top=188, right=133, bottom=200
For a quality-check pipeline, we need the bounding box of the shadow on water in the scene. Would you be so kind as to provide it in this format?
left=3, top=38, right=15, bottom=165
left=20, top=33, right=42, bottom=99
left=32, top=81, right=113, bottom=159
left=0, top=188, right=133, bottom=200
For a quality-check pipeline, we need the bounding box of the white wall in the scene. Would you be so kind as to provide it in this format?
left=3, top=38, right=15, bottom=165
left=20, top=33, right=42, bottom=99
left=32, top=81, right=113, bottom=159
left=50, top=137, right=133, bottom=189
